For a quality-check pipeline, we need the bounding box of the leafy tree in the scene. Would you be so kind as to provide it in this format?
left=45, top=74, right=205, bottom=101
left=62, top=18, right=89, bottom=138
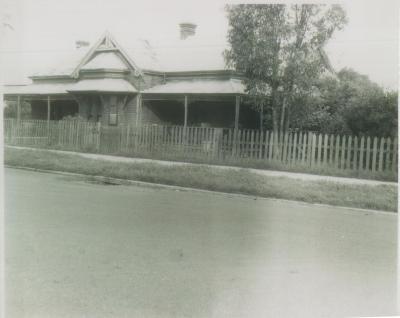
left=289, top=68, right=398, bottom=137
left=224, top=4, right=347, bottom=132
left=335, top=69, right=397, bottom=137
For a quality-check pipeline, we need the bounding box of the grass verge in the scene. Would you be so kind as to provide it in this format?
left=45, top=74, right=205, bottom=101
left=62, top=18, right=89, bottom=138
left=9, top=143, right=397, bottom=182
left=4, top=147, right=398, bottom=212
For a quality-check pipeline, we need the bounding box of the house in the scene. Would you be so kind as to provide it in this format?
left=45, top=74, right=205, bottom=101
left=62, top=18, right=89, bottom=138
left=4, top=24, right=261, bottom=129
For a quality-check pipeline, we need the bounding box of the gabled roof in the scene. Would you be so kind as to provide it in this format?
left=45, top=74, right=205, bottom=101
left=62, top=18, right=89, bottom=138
left=71, top=31, right=143, bottom=78
left=30, top=49, right=89, bottom=78
left=121, top=35, right=229, bottom=73
left=25, top=30, right=335, bottom=81
left=29, top=31, right=229, bottom=78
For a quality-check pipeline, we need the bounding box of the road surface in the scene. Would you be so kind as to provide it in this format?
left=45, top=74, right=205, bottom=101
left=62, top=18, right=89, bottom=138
left=4, top=168, right=397, bottom=317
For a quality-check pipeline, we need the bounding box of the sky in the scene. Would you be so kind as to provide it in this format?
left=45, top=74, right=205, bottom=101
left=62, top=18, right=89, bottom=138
left=0, top=0, right=398, bottom=90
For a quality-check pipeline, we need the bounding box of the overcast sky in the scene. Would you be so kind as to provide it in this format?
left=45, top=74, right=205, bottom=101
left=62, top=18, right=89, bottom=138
left=1, top=0, right=398, bottom=90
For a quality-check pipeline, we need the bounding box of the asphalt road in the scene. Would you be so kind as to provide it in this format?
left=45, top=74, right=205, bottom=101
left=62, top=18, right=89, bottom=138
left=4, top=168, right=397, bottom=318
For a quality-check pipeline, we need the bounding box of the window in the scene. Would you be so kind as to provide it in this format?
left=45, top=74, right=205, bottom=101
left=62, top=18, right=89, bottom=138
left=109, top=105, right=117, bottom=125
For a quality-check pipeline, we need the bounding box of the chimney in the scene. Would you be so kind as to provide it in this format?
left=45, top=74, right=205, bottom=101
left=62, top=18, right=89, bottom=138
left=179, top=22, right=197, bottom=40
left=75, top=40, right=90, bottom=49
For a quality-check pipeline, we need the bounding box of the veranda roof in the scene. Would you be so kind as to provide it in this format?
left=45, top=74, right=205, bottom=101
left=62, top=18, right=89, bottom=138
left=66, top=78, right=137, bottom=93
left=4, top=78, right=137, bottom=96
left=143, top=79, right=245, bottom=95
left=3, top=82, right=76, bottom=95
left=4, top=78, right=244, bottom=97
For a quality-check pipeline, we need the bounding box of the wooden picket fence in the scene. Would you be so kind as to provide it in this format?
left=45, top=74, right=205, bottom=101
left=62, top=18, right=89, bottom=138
left=3, top=119, right=398, bottom=173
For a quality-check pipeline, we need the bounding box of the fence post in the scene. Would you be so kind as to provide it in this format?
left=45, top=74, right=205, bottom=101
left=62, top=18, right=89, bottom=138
left=75, top=121, right=80, bottom=150
left=317, top=134, right=322, bottom=166
left=340, top=135, right=347, bottom=169
left=385, top=137, right=392, bottom=171
left=310, top=133, right=316, bottom=167
left=372, top=137, right=378, bottom=172
left=249, top=130, right=255, bottom=159
left=126, top=124, right=130, bottom=151
left=365, top=137, right=371, bottom=170
left=10, top=118, right=14, bottom=144
left=273, top=130, right=279, bottom=160
left=306, top=132, right=311, bottom=166
left=291, top=132, right=297, bottom=165
left=264, top=130, right=269, bottom=160
left=214, top=128, right=222, bottom=158
left=345, top=136, right=351, bottom=169
left=359, top=136, right=365, bottom=170
left=329, top=135, right=334, bottom=165
left=334, top=135, right=340, bottom=168
left=301, top=132, right=307, bottom=164
left=269, top=131, right=274, bottom=161
left=322, top=134, right=328, bottom=166
left=392, top=138, right=398, bottom=172
left=287, top=132, right=293, bottom=164
left=244, top=130, right=250, bottom=159
left=258, top=131, right=264, bottom=159
left=278, top=130, right=284, bottom=161
left=96, top=121, right=101, bottom=152
left=378, top=137, right=385, bottom=172
left=282, top=131, right=288, bottom=163
left=353, top=136, right=358, bottom=170
left=231, top=129, right=237, bottom=157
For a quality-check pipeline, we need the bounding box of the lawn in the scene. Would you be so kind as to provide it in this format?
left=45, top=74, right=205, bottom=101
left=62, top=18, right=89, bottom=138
left=4, top=147, right=398, bottom=212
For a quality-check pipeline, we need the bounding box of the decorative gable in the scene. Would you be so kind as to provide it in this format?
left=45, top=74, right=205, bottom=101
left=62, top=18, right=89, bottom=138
left=81, top=52, right=130, bottom=71
left=97, top=36, right=117, bottom=50
left=71, top=31, right=143, bottom=78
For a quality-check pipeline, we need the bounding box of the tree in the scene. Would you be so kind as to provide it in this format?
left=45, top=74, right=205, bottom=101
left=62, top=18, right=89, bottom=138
left=333, top=69, right=397, bottom=137
left=224, top=4, right=347, bottom=132
left=288, top=68, right=398, bottom=137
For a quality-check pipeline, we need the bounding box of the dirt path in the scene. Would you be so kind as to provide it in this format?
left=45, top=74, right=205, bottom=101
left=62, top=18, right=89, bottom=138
left=6, top=145, right=397, bottom=186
